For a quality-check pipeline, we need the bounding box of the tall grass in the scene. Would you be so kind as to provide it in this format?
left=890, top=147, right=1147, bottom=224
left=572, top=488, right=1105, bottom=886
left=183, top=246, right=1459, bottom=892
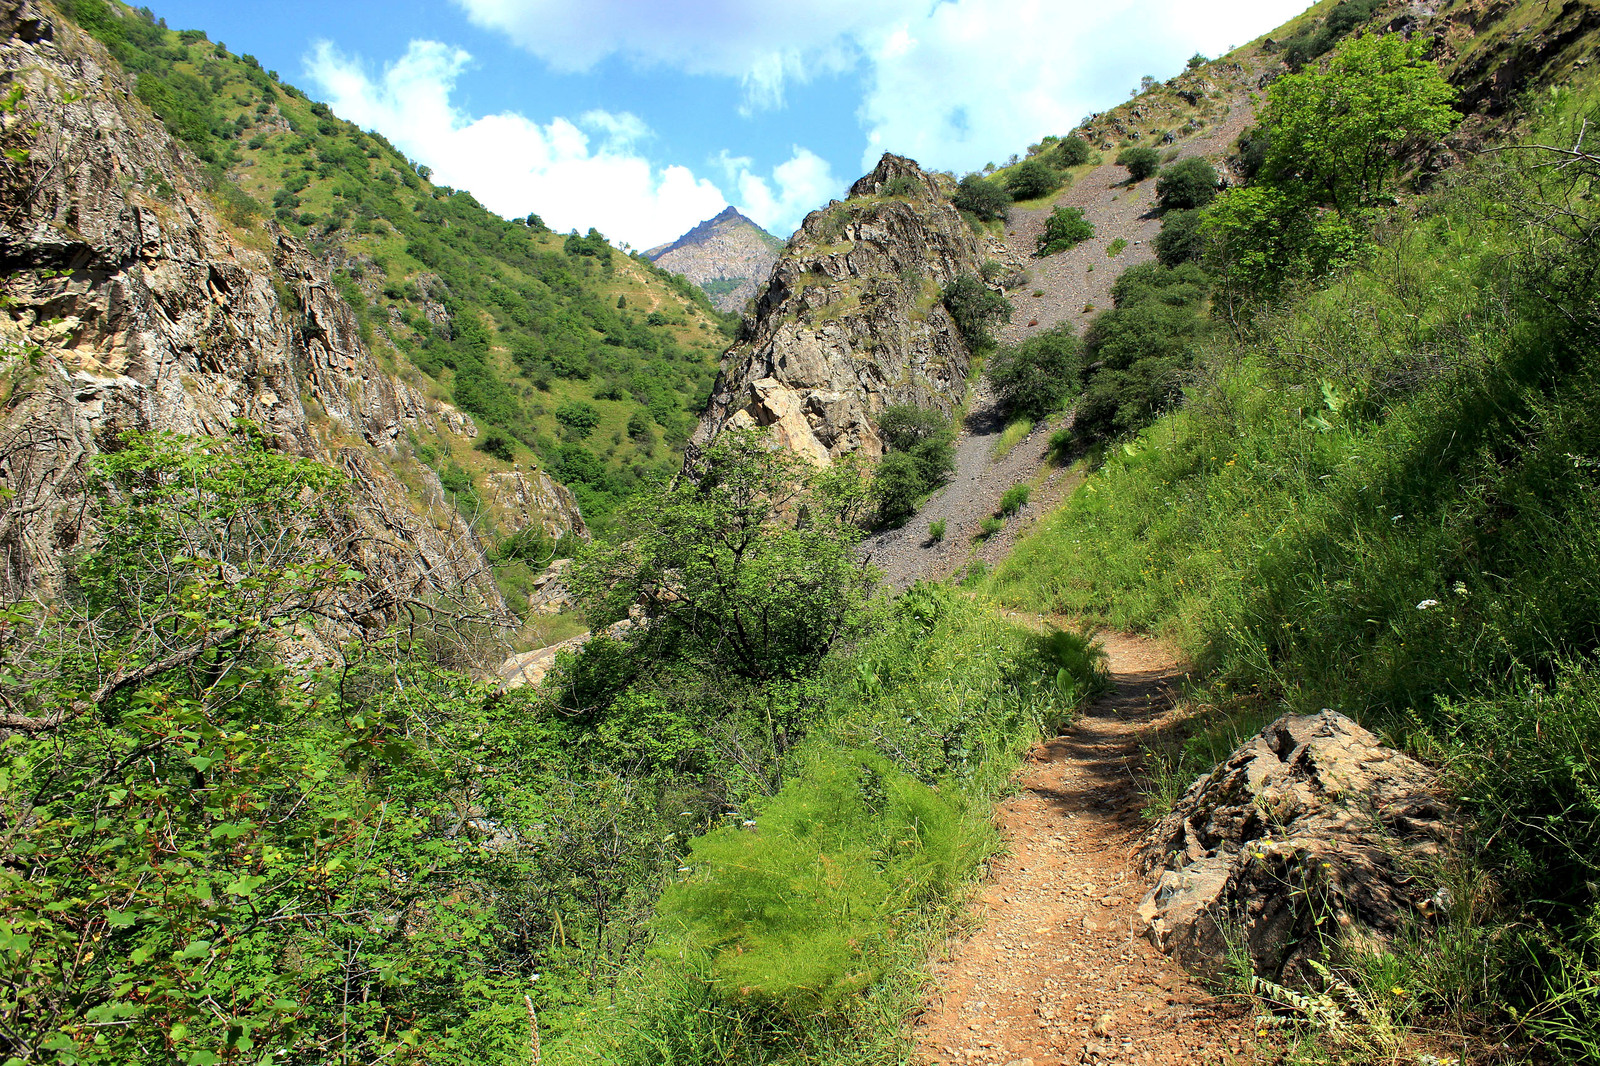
left=990, top=90, right=1600, bottom=1056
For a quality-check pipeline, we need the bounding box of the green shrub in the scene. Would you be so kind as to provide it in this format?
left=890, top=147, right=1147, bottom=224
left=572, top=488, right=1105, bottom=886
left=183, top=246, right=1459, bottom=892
left=875, top=405, right=957, bottom=523
left=979, top=515, right=1005, bottom=538
left=476, top=429, right=516, bottom=461
left=1036, top=205, right=1094, bottom=256
left=884, top=174, right=922, bottom=198
left=953, top=173, right=1012, bottom=221
left=989, top=325, right=1084, bottom=420
left=1154, top=208, right=1206, bottom=267
left=1006, top=157, right=1062, bottom=201
left=928, top=518, right=947, bottom=542
left=1107, top=238, right=1128, bottom=256
left=656, top=748, right=969, bottom=1012
left=1056, top=136, right=1091, bottom=167
left=554, top=400, right=601, bottom=439
left=942, top=274, right=1013, bottom=351
left=999, top=484, right=1032, bottom=516
left=1116, top=146, right=1161, bottom=181
left=1155, top=157, right=1220, bottom=211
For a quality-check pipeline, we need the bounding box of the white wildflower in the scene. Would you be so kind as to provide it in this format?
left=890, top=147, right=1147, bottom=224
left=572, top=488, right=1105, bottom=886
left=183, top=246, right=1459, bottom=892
left=1417, top=599, right=1441, bottom=610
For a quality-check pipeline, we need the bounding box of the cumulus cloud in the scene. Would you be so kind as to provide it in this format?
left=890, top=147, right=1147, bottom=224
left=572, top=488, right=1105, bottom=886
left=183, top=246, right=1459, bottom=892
left=304, top=39, right=728, bottom=249
left=719, top=147, right=840, bottom=237
left=448, top=0, right=924, bottom=110
left=858, top=0, right=1307, bottom=173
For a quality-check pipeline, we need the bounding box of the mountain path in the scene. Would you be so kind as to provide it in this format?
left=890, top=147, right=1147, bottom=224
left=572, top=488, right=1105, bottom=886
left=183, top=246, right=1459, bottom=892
left=912, top=629, right=1258, bottom=1066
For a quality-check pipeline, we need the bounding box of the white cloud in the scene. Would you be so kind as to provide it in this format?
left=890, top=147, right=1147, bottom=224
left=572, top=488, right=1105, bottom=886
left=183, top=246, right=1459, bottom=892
left=304, top=39, right=728, bottom=249
left=857, top=0, right=1309, bottom=173
left=719, top=147, right=840, bottom=237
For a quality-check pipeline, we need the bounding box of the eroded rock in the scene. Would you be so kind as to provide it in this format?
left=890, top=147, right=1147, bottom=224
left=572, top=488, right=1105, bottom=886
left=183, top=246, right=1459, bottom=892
left=1135, top=711, right=1453, bottom=980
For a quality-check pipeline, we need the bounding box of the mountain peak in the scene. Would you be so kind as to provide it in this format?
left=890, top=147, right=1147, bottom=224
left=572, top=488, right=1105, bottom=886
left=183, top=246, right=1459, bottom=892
left=647, top=208, right=786, bottom=312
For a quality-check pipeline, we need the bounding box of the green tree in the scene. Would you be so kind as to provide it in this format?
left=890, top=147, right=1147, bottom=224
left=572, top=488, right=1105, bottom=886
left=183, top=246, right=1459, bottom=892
left=1154, top=208, right=1207, bottom=266
left=1200, top=184, right=1364, bottom=300
left=953, top=173, right=1012, bottom=221
left=1155, top=157, right=1220, bottom=211
left=1056, top=136, right=1092, bottom=167
left=1261, top=32, right=1458, bottom=212
left=1116, top=146, right=1161, bottom=181
left=1036, top=205, right=1095, bottom=256
left=1006, top=157, right=1062, bottom=201
left=942, top=274, right=1013, bottom=351
left=989, top=326, right=1084, bottom=420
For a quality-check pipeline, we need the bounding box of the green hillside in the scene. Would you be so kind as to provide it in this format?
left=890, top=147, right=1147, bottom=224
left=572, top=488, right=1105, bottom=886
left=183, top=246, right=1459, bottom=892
left=54, top=0, right=737, bottom=532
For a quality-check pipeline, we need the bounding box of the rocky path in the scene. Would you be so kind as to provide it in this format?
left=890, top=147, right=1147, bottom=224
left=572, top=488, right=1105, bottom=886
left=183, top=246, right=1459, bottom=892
left=913, top=631, right=1256, bottom=1066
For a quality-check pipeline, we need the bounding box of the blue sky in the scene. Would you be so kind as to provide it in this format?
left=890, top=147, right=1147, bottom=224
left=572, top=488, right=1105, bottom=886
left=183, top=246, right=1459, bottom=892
left=149, top=0, right=1307, bottom=249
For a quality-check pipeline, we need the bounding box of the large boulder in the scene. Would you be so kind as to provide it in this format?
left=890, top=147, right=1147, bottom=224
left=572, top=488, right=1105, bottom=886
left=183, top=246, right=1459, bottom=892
left=1135, top=711, right=1454, bottom=980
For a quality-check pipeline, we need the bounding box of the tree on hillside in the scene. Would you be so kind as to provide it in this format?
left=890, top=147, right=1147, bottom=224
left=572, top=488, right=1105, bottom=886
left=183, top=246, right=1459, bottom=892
left=1057, top=136, right=1092, bottom=167
left=1116, top=146, right=1161, bottom=182
left=1261, top=32, right=1458, bottom=212
left=1156, top=157, right=1221, bottom=211
left=942, top=274, right=1014, bottom=351
left=989, top=326, right=1084, bottom=420
left=953, top=173, right=1012, bottom=221
left=1006, top=157, right=1062, bottom=201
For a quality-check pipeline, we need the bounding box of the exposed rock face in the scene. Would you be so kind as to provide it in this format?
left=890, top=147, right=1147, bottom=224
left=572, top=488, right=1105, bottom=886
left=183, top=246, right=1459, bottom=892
left=484, top=471, right=588, bottom=543
left=0, top=1, right=563, bottom=616
left=1136, top=711, right=1454, bottom=980
left=691, top=154, right=1012, bottom=464
left=647, top=206, right=784, bottom=314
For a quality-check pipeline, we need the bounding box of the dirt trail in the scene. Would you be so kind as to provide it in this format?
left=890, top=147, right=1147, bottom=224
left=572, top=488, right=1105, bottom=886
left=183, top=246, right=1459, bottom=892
left=914, top=631, right=1256, bottom=1066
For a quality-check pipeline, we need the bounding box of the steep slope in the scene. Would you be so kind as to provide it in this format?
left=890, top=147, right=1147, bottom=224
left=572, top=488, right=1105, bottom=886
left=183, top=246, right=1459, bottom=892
left=48, top=0, right=737, bottom=532
left=692, top=154, right=1014, bottom=463
left=0, top=0, right=524, bottom=616
left=646, top=205, right=784, bottom=313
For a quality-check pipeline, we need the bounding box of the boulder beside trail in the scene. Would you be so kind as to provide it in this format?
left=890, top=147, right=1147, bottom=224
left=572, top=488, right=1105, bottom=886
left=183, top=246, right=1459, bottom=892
left=1135, top=711, right=1454, bottom=980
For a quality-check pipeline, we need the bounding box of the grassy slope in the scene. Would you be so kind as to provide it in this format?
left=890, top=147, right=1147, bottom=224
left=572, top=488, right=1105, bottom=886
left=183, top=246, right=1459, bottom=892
left=53, top=0, right=739, bottom=538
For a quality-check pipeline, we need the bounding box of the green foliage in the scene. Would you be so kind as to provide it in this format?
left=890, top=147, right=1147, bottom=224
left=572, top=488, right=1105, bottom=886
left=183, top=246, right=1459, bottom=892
left=953, top=173, right=1012, bottom=222
left=883, top=174, right=922, bottom=198
left=1107, top=238, right=1128, bottom=257
left=1005, top=157, right=1062, bottom=201
left=1278, top=0, right=1384, bottom=69
left=872, top=406, right=955, bottom=524
left=978, top=515, right=1005, bottom=538
left=554, top=399, right=601, bottom=439
left=1200, top=184, right=1364, bottom=300
left=476, top=427, right=516, bottom=461
left=928, top=518, right=947, bottom=542
left=1075, top=263, right=1211, bottom=441
left=998, top=483, right=1031, bottom=516
left=1056, top=136, right=1092, bottom=167
left=989, top=325, right=1084, bottom=420
left=1154, top=207, right=1207, bottom=267
left=1116, top=146, right=1161, bottom=181
left=1262, top=32, right=1458, bottom=212
left=1036, top=205, right=1095, bottom=256
left=942, top=273, right=1013, bottom=351
left=1155, top=157, right=1219, bottom=211
left=657, top=749, right=968, bottom=1011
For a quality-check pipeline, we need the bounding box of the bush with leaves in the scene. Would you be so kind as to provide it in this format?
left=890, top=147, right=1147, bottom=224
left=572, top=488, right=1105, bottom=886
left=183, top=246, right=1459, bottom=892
left=1036, top=205, right=1095, bottom=256
left=1006, top=157, right=1062, bottom=201
left=871, top=405, right=957, bottom=525
left=1155, top=156, right=1220, bottom=211
left=1154, top=207, right=1207, bottom=267
left=1056, top=136, right=1092, bottom=167
left=989, top=325, right=1084, bottom=420
left=942, top=273, right=1014, bottom=351
left=1116, top=146, right=1161, bottom=181
left=953, top=173, right=1012, bottom=222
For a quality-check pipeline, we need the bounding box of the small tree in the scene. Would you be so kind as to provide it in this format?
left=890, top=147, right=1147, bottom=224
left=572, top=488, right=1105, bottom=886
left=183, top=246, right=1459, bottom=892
left=1036, top=205, right=1094, bottom=256
left=1154, top=207, right=1207, bottom=267
left=942, top=274, right=1013, bottom=351
left=1116, top=146, right=1161, bottom=181
left=953, top=173, right=1011, bottom=221
left=1006, top=157, right=1062, bottom=201
left=989, top=326, right=1084, bottom=419
left=1155, top=157, right=1220, bottom=211
left=1262, top=32, right=1458, bottom=212
left=1057, top=136, right=1091, bottom=167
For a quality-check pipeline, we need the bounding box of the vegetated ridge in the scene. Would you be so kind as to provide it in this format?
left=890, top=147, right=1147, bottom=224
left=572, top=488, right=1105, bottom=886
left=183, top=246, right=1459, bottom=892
left=647, top=205, right=785, bottom=313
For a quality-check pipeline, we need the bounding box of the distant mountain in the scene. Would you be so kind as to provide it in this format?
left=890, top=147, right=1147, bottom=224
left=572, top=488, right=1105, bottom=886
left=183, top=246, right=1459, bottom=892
left=648, top=207, right=786, bottom=313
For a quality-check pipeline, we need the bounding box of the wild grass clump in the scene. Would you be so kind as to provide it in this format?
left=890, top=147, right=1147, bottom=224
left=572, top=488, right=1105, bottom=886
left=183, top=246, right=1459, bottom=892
left=992, top=418, right=1033, bottom=458
left=998, top=484, right=1031, bottom=516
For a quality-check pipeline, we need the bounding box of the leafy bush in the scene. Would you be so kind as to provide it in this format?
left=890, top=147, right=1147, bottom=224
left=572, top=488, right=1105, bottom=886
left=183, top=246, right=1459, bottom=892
left=1116, top=146, right=1161, bottom=181
left=942, top=274, right=1013, bottom=351
left=1056, top=136, right=1092, bottom=167
left=476, top=428, right=516, bottom=461
left=953, top=173, right=1011, bottom=221
left=1006, top=157, right=1062, bottom=201
left=1036, top=205, right=1094, bottom=256
left=554, top=400, right=601, bottom=439
left=873, top=406, right=956, bottom=525
left=929, top=518, right=947, bottom=542
left=1154, top=208, right=1207, bottom=267
left=1155, top=157, right=1219, bottom=211
left=883, top=174, right=922, bottom=198
left=999, top=483, right=1032, bottom=516
left=989, top=325, right=1084, bottom=420
left=979, top=515, right=1005, bottom=538
left=1107, top=238, right=1128, bottom=256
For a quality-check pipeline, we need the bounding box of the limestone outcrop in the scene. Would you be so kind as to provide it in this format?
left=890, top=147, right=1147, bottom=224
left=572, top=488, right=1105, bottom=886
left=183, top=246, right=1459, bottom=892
left=1135, top=711, right=1454, bottom=980
left=691, top=154, right=1014, bottom=464
left=0, top=1, right=577, bottom=618
left=647, top=206, right=784, bottom=313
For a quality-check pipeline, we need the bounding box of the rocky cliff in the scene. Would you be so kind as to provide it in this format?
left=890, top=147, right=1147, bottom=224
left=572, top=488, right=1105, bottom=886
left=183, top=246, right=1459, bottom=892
left=0, top=1, right=581, bottom=616
left=647, top=206, right=783, bottom=313
left=691, top=154, right=1010, bottom=464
